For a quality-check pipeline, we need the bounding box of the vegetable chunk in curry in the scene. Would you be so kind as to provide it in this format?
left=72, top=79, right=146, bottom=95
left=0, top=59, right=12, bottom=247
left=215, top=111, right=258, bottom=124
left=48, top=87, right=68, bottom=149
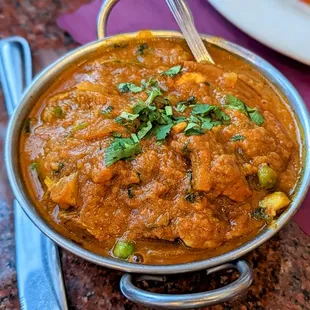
left=20, top=38, right=301, bottom=264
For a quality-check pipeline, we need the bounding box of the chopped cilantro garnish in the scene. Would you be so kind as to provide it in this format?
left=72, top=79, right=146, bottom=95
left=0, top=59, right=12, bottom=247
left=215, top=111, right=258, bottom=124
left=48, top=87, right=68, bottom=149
left=113, top=43, right=128, bottom=48
left=185, top=122, right=199, bottom=132
left=231, top=134, right=245, bottom=141
left=141, top=77, right=158, bottom=89
left=104, top=137, right=141, bottom=166
left=225, top=94, right=264, bottom=126
left=72, top=122, right=88, bottom=132
left=192, top=104, right=214, bottom=115
left=137, top=43, right=148, bottom=55
left=161, top=65, right=182, bottom=77
left=185, top=127, right=204, bottom=136
left=201, top=118, right=219, bottom=130
left=193, top=104, right=230, bottom=123
left=131, top=133, right=139, bottom=143
left=154, top=124, right=174, bottom=141
left=175, top=96, right=197, bottom=112
left=137, top=121, right=152, bottom=139
left=132, top=99, right=148, bottom=114
left=54, top=162, right=64, bottom=174
left=249, top=110, right=264, bottom=126
left=165, top=106, right=173, bottom=116
left=225, top=94, right=246, bottom=112
left=24, top=118, right=31, bottom=134
left=176, top=103, right=187, bottom=113
left=145, top=86, right=162, bottom=105
left=252, top=207, right=271, bottom=223
left=53, top=106, right=64, bottom=118
left=30, top=162, right=37, bottom=171
left=118, top=112, right=139, bottom=121
left=101, top=106, right=113, bottom=115
left=118, top=82, right=142, bottom=93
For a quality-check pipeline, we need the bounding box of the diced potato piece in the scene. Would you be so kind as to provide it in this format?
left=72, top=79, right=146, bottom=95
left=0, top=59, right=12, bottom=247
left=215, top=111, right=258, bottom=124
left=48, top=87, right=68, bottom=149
left=258, top=164, right=277, bottom=189
left=259, top=192, right=290, bottom=217
left=176, top=73, right=208, bottom=86
left=50, top=172, right=78, bottom=208
left=76, top=81, right=105, bottom=92
left=221, top=72, right=238, bottom=87
left=171, top=122, right=187, bottom=134
left=91, top=164, right=114, bottom=183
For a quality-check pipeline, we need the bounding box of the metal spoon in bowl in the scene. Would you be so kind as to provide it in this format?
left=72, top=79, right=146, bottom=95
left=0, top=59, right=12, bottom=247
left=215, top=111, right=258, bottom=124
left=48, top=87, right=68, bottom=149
left=165, top=0, right=215, bottom=64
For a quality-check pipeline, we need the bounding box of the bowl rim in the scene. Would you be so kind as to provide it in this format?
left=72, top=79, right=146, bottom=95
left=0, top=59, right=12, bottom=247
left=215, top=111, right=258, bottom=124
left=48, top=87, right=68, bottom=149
left=5, top=30, right=310, bottom=274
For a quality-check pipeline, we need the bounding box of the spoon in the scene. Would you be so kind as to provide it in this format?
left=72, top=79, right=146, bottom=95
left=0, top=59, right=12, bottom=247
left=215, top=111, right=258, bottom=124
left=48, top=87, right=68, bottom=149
left=165, top=0, right=215, bottom=64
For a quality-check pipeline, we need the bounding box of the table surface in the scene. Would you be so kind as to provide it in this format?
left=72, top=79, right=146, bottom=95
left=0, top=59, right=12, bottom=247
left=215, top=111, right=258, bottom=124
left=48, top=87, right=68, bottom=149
left=0, top=1, right=309, bottom=309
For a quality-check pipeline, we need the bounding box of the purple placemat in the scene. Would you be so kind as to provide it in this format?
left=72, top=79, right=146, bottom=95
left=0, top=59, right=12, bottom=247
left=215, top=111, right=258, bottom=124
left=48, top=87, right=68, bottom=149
left=57, top=0, right=310, bottom=235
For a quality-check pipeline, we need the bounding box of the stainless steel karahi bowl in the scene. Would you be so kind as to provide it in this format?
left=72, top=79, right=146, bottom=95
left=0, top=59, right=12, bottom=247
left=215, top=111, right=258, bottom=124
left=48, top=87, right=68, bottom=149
left=5, top=0, right=310, bottom=308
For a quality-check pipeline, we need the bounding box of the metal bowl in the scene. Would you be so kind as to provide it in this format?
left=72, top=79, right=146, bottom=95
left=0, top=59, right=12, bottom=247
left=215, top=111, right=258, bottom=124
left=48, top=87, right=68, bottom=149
left=5, top=0, right=310, bottom=308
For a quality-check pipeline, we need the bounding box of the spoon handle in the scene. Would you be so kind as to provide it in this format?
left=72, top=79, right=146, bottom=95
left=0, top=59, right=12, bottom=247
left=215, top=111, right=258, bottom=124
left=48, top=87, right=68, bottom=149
left=165, top=0, right=215, bottom=64
left=0, top=36, right=68, bottom=310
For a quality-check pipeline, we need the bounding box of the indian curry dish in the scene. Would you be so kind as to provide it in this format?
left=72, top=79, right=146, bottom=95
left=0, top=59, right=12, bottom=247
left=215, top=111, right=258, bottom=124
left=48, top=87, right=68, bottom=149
left=20, top=37, right=301, bottom=264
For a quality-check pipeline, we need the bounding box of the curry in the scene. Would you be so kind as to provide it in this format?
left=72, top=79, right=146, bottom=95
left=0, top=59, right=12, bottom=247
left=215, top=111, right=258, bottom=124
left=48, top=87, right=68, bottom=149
left=20, top=38, right=301, bottom=265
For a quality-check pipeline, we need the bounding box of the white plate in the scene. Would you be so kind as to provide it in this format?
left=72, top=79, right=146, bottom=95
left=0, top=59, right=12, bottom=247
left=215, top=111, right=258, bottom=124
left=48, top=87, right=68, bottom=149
left=208, top=0, right=310, bottom=65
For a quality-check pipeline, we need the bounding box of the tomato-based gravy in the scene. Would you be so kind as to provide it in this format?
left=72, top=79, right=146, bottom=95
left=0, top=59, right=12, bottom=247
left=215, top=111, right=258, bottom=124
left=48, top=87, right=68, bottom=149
left=20, top=38, right=301, bottom=264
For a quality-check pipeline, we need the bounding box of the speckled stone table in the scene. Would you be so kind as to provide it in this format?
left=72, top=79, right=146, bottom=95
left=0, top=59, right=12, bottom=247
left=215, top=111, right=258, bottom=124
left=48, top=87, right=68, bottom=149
left=0, top=1, right=309, bottom=309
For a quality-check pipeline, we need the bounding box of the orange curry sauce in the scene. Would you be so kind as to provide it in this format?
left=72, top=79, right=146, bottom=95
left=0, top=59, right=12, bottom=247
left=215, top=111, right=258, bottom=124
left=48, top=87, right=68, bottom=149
left=20, top=38, right=301, bottom=264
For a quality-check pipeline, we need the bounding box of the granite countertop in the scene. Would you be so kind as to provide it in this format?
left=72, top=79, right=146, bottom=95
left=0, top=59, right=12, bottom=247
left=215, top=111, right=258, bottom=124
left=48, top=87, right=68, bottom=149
left=0, top=1, right=309, bottom=309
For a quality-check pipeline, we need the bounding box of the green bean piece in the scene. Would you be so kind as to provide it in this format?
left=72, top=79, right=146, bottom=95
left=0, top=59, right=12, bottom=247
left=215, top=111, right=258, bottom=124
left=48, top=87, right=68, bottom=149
left=258, top=164, right=277, bottom=189
left=113, top=240, right=135, bottom=259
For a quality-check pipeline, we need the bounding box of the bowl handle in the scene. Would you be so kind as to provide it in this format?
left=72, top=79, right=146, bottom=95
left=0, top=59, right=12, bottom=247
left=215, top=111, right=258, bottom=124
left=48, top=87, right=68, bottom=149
left=120, top=260, right=252, bottom=309
left=97, top=0, right=120, bottom=39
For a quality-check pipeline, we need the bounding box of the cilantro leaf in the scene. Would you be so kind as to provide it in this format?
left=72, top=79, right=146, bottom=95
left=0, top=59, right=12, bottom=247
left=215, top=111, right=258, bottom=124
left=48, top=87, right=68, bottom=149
left=175, top=96, right=197, bottom=112
left=201, top=118, right=220, bottom=130
left=161, top=65, right=182, bottom=77
left=137, top=121, right=153, bottom=139
left=165, top=106, right=173, bottom=116
left=141, top=77, right=159, bottom=89
left=225, top=94, right=264, bottom=126
left=30, top=162, right=37, bottom=171
left=185, top=122, right=199, bottom=132
left=155, top=124, right=174, bottom=140
left=184, top=121, right=205, bottom=136
left=24, top=118, right=31, bottom=134
left=131, top=133, right=139, bottom=143
left=225, top=94, right=247, bottom=113
left=104, top=138, right=141, bottom=166
left=192, top=104, right=215, bottom=115
left=101, top=106, right=113, bottom=116
left=53, top=106, right=64, bottom=118
left=214, top=109, right=230, bottom=122
left=145, top=86, right=162, bottom=105
left=251, top=207, right=271, bottom=223
left=132, top=99, right=147, bottom=114
left=231, top=134, right=246, bottom=141
left=173, top=116, right=187, bottom=123
left=249, top=109, right=264, bottom=126
left=185, top=127, right=205, bottom=136
left=118, top=82, right=142, bottom=93
left=176, top=103, right=187, bottom=113
left=118, top=111, right=139, bottom=121
left=137, top=43, right=148, bottom=55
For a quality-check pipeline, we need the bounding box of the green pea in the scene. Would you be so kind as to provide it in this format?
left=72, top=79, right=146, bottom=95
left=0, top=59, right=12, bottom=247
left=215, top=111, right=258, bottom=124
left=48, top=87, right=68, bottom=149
left=258, top=164, right=277, bottom=189
left=113, top=240, right=135, bottom=259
